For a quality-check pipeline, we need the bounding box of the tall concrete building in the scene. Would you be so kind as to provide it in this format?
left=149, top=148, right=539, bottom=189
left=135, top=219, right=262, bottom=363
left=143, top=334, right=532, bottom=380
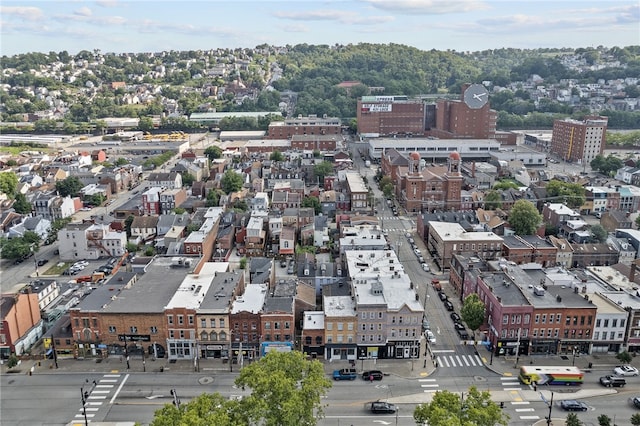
left=550, top=116, right=608, bottom=164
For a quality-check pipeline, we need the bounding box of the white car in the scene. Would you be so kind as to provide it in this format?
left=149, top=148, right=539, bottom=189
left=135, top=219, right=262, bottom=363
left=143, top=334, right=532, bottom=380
left=614, top=365, right=639, bottom=376
left=425, top=330, right=436, bottom=344
left=422, top=263, right=430, bottom=272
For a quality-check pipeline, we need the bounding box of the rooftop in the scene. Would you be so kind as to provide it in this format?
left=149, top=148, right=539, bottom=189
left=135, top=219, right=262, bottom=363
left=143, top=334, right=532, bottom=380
left=231, top=283, right=267, bottom=314
left=323, top=295, right=357, bottom=317
left=303, top=311, right=325, bottom=330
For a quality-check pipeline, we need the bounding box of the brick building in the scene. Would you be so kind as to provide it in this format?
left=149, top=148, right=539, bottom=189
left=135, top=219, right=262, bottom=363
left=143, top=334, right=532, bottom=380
left=0, top=291, right=42, bottom=357
left=357, top=96, right=425, bottom=136
left=550, top=116, right=608, bottom=164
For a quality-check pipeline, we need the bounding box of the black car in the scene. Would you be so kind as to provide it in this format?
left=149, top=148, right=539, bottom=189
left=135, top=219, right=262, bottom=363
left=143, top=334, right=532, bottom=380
left=438, top=292, right=447, bottom=301
left=37, top=259, right=48, bottom=266
left=450, top=312, right=461, bottom=322
left=560, top=400, right=588, bottom=412
left=370, top=401, right=397, bottom=414
left=633, top=396, right=640, bottom=409
left=454, top=322, right=466, bottom=332
left=444, top=300, right=454, bottom=311
left=13, top=257, right=24, bottom=265
left=362, top=370, right=384, bottom=381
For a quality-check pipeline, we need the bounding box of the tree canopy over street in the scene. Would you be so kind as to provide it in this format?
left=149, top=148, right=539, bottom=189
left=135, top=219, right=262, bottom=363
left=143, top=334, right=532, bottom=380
left=413, top=386, right=509, bottom=426
left=461, top=294, right=486, bottom=338
left=149, top=351, right=331, bottom=426
left=591, top=154, right=624, bottom=176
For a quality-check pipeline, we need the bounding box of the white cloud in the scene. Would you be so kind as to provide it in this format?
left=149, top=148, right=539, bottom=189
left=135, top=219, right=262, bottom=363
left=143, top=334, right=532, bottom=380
left=273, top=9, right=394, bottom=25
left=362, top=0, right=489, bottom=15
left=95, top=0, right=120, bottom=7
left=0, top=6, right=44, bottom=21
left=74, top=7, right=93, bottom=17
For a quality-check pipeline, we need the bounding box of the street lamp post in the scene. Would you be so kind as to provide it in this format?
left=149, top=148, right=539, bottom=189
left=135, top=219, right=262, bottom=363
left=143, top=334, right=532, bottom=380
left=540, top=391, right=554, bottom=426
left=572, top=346, right=578, bottom=366
left=80, top=379, right=97, bottom=426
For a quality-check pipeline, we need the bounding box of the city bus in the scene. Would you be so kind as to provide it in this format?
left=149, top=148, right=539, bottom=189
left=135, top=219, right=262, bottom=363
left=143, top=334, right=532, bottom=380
left=518, top=366, right=583, bottom=386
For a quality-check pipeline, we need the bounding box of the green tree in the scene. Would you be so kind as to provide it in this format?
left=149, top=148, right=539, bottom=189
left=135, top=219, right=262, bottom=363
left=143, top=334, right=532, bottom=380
left=115, top=157, right=129, bottom=166
left=23, top=230, right=41, bottom=247
left=221, top=170, right=243, bottom=194
left=301, top=196, right=321, bottom=214
left=493, top=181, right=519, bottom=190
left=597, top=414, right=612, bottom=426
left=239, top=257, right=247, bottom=269
left=635, top=215, right=640, bottom=230
left=85, top=193, right=105, bottom=207
left=0, top=172, right=19, bottom=196
left=484, top=190, right=502, bottom=210
left=590, top=224, right=608, bottom=243
left=173, top=207, right=186, bottom=214
left=205, top=189, right=222, bottom=207
left=631, top=413, right=640, bottom=426
left=566, top=412, right=583, bottom=426
left=6, top=354, right=18, bottom=369
left=616, top=350, right=632, bottom=364
left=313, top=161, right=334, bottom=183
left=181, top=172, right=196, bottom=187
left=379, top=176, right=393, bottom=191
left=13, top=193, right=32, bottom=214
left=138, top=116, right=154, bottom=132
left=55, top=176, right=83, bottom=197
left=150, top=393, right=245, bottom=426
left=235, top=351, right=332, bottom=426
left=545, top=180, right=586, bottom=209
left=508, top=200, right=542, bottom=235
left=413, top=386, right=509, bottom=426
left=124, top=215, right=135, bottom=239
left=591, top=154, right=623, bottom=176
left=0, top=237, right=32, bottom=259
left=461, top=294, right=485, bottom=339
left=270, top=150, right=284, bottom=162
left=204, top=145, right=222, bottom=161
left=126, top=242, right=138, bottom=253
left=382, top=184, right=394, bottom=199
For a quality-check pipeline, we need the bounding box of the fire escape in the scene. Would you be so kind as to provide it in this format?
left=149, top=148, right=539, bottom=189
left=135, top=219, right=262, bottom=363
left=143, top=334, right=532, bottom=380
left=87, top=230, right=111, bottom=257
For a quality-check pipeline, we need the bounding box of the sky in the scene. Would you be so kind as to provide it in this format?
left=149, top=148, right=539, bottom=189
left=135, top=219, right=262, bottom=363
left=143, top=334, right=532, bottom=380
left=1, top=1, right=639, bottom=56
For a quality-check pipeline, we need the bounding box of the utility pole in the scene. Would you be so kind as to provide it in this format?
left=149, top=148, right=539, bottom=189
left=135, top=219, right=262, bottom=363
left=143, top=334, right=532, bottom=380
left=80, top=379, right=97, bottom=426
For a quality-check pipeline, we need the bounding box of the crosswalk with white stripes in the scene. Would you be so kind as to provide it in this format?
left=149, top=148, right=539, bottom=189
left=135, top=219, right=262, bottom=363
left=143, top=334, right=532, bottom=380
left=73, top=373, right=122, bottom=423
left=509, top=401, right=540, bottom=421
left=433, top=351, right=484, bottom=368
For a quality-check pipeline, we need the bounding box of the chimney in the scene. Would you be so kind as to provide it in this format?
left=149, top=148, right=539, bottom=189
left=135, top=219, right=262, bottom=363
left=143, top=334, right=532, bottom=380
left=472, top=161, right=476, bottom=178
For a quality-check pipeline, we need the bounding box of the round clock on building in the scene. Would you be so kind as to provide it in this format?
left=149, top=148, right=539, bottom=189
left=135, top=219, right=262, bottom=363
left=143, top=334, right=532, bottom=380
left=463, top=84, right=489, bottom=109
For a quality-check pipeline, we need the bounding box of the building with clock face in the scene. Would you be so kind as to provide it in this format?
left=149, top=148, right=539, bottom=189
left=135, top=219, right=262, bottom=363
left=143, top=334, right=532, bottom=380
left=430, top=84, right=497, bottom=140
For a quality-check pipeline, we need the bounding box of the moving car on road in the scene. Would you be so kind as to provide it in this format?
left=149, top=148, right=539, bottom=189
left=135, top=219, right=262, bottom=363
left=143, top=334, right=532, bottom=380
left=599, top=375, right=626, bottom=388
left=614, top=365, right=639, bottom=376
left=632, top=396, right=640, bottom=409
left=369, top=401, right=397, bottom=414
left=425, top=330, right=436, bottom=344
left=362, top=370, right=384, bottom=381
left=560, top=400, right=588, bottom=412
left=332, top=368, right=357, bottom=381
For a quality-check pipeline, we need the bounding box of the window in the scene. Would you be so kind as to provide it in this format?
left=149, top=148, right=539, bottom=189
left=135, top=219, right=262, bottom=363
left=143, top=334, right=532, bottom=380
left=274, top=322, right=280, bottom=330
left=168, top=315, right=174, bottom=325
left=535, top=314, right=540, bottom=324
left=347, top=323, right=353, bottom=331
left=188, top=315, right=194, bottom=325
left=503, top=315, right=508, bottom=325
left=524, top=314, right=530, bottom=324
left=179, top=330, right=185, bottom=339
left=362, top=312, right=367, bottom=319
left=130, top=326, right=138, bottom=333
left=178, top=315, right=184, bottom=325
left=370, top=312, right=375, bottom=319
left=532, top=329, right=538, bottom=337
left=210, top=331, right=217, bottom=341
left=603, top=319, right=609, bottom=327
left=541, top=314, right=546, bottom=324
left=556, top=314, right=561, bottom=323
left=378, top=312, right=383, bottom=319
left=108, top=326, right=116, bottom=333
left=284, top=322, right=290, bottom=329
left=169, top=330, right=174, bottom=338
left=219, top=319, right=225, bottom=328
left=150, top=326, right=158, bottom=334
left=337, top=323, right=343, bottom=331
left=201, top=331, right=208, bottom=340
left=201, top=319, right=206, bottom=328
left=219, top=331, right=226, bottom=341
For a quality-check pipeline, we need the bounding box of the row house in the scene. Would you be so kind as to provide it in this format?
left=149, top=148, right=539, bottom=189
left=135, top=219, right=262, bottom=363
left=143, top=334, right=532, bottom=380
left=245, top=216, right=266, bottom=257
left=466, top=265, right=597, bottom=357
left=0, top=291, right=43, bottom=357
left=230, top=284, right=268, bottom=363
left=27, top=279, right=60, bottom=311
left=571, top=243, right=620, bottom=268
left=547, top=236, right=574, bottom=268
left=344, top=172, right=368, bottom=213
left=58, top=222, right=126, bottom=261
left=323, top=295, right=357, bottom=361
left=426, top=221, right=504, bottom=273
left=271, top=191, right=301, bottom=211
left=147, top=172, right=182, bottom=189
left=502, top=235, right=558, bottom=267
left=542, top=203, right=581, bottom=228
left=589, top=292, right=628, bottom=354
left=301, top=311, right=325, bottom=358
left=267, top=115, right=341, bottom=140
left=99, top=165, right=142, bottom=194
left=344, top=249, right=423, bottom=359
left=289, top=134, right=340, bottom=151
left=33, top=192, right=75, bottom=221
left=183, top=209, right=222, bottom=268
left=130, top=216, right=159, bottom=244
left=160, top=188, right=187, bottom=214
left=141, top=187, right=162, bottom=215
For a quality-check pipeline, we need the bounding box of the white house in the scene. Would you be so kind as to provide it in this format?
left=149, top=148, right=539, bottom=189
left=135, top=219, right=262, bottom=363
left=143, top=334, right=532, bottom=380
left=58, top=222, right=126, bottom=260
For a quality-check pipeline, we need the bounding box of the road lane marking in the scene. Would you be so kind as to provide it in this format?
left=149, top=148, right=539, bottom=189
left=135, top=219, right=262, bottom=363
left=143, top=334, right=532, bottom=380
left=104, top=374, right=121, bottom=378
left=515, top=408, right=535, bottom=412
left=418, top=379, right=436, bottom=382
left=462, top=356, right=470, bottom=367
left=110, top=373, right=129, bottom=404
left=87, top=395, right=107, bottom=400
left=503, top=387, right=522, bottom=391
left=100, top=379, right=118, bottom=383
left=520, top=416, right=540, bottom=420
left=96, top=385, right=114, bottom=388
left=421, top=384, right=439, bottom=387
left=431, top=350, right=454, bottom=353
left=474, top=355, right=483, bottom=365
left=423, top=389, right=439, bottom=393
left=501, top=377, right=518, bottom=381
left=510, top=402, right=530, bottom=405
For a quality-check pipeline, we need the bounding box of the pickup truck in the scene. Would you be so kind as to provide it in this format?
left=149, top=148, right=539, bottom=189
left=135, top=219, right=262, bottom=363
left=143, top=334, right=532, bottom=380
left=332, top=368, right=357, bottom=381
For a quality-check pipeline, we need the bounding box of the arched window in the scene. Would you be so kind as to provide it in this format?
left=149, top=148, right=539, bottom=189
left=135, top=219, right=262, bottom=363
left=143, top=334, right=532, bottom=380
left=210, top=331, right=218, bottom=341
left=83, top=329, right=91, bottom=341
left=219, top=331, right=227, bottom=341
left=315, top=336, right=323, bottom=344
left=200, top=331, right=208, bottom=341
left=305, top=336, right=312, bottom=345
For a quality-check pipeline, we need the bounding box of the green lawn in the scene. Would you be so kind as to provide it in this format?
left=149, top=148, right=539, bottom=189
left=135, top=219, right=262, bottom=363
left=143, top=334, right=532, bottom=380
left=43, top=262, right=71, bottom=276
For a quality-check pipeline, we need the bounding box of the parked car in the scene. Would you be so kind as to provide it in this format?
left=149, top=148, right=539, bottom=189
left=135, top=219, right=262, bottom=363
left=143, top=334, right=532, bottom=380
left=13, top=257, right=24, bottom=265
left=444, top=300, right=454, bottom=311
left=408, top=238, right=415, bottom=244
left=438, top=291, right=447, bottom=301
left=450, top=312, right=461, bottom=322
left=362, top=370, right=384, bottom=381
left=560, top=400, right=588, bottom=412
left=333, top=368, right=357, bottom=381
left=280, top=259, right=287, bottom=267
left=425, top=330, right=436, bottom=344
left=600, top=375, right=626, bottom=388
left=614, top=365, right=639, bottom=376
left=422, top=263, right=430, bottom=272
left=413, top=248, right=421, bottom=257
left=632, top=396, right=640, bottom=409
left=37, top=259, right=48, bottom=266
left=370, top=401, right=397, bottom=414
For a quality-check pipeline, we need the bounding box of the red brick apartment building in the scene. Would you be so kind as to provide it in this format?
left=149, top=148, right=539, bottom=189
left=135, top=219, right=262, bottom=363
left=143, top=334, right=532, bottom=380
left=551, top=116, right=608, bottom=164
left=357, top=96, right=426, bottom=136
left=268, top=115, right=341, bottom=139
